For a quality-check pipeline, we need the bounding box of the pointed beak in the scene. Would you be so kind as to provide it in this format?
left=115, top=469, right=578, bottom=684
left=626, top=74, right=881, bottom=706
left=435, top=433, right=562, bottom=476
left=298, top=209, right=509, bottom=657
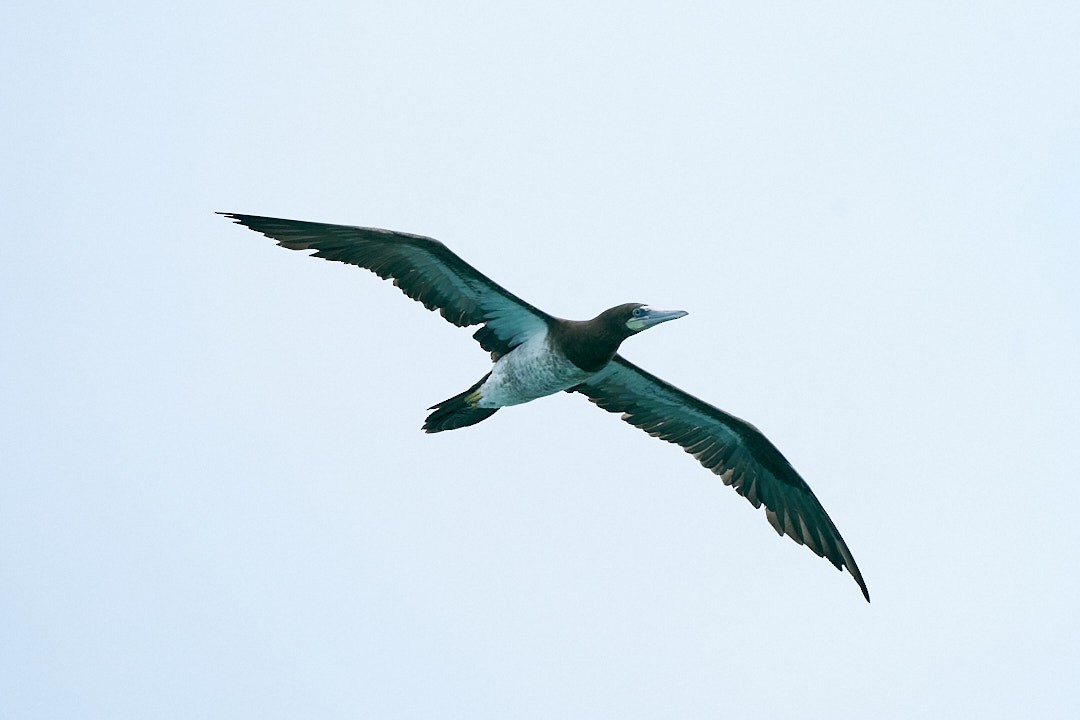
left=639, top=308, right=688, bottom=329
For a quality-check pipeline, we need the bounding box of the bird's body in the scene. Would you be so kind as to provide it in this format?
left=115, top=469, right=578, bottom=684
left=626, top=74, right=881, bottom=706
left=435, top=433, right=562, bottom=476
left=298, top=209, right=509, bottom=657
left=475, top=328, right=590, bottom=408
left=428, top=303, right=689, bottom=430
left=221, top=212, right=869, bottom=601
left=423, top=327, right=596, bottom=432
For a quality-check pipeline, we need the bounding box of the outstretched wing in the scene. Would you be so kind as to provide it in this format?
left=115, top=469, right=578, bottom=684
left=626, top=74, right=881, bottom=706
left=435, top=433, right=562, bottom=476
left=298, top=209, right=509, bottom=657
left=219, top=213, right=552, bottom=356
left=576, top=355, right=868, bottom=601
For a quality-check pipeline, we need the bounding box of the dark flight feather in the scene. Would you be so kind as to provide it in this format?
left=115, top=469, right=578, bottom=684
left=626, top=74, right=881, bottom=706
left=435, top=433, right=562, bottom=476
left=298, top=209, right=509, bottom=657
left=576, top=356, right=868, bottom=601
left=218, top=213, right=551, bottom=356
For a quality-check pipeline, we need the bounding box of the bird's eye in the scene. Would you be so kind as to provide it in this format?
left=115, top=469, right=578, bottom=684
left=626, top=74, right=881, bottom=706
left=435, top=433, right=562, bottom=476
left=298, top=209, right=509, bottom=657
left=633, top=307, right=645, bottom=317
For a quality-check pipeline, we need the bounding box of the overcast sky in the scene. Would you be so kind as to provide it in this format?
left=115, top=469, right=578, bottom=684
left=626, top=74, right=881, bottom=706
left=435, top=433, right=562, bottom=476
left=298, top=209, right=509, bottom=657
left=2, top=1, right=1078, bottom=718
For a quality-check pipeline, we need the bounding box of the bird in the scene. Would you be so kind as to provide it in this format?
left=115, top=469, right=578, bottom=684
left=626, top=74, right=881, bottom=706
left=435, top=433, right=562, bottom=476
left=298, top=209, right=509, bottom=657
left=220, top=212, right=869, bottom=601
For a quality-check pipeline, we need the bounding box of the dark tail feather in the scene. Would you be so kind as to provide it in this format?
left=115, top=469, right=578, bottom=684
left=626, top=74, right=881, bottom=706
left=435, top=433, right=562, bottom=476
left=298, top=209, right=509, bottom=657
left=423, top=374, right=499, bottom=433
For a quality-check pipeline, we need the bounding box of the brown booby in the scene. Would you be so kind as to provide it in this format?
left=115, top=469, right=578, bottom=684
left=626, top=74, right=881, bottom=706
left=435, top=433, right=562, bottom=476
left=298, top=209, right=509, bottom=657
left=220, top=212, right=869, bottom=601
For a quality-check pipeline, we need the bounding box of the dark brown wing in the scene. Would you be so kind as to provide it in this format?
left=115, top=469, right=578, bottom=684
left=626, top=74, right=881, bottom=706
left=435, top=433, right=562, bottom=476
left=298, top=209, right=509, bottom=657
left=576, top=355, right=869, bottom=601
left=219, top=213, right=552, bottom=355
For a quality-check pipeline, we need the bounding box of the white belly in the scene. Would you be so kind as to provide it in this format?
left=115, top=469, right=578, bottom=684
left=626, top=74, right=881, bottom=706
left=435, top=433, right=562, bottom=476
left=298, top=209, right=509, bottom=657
left=477, top=331, right=591, bottom=408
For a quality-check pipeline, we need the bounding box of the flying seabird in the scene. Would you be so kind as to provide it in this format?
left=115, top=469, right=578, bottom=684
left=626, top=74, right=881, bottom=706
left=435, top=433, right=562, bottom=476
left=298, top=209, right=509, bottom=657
left=220, top=212, right=869, bottom=601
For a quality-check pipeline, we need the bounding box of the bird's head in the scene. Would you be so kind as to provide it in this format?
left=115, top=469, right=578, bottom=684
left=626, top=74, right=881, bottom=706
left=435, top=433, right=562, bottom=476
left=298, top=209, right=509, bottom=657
left=604, top=303, right=688, bottom=337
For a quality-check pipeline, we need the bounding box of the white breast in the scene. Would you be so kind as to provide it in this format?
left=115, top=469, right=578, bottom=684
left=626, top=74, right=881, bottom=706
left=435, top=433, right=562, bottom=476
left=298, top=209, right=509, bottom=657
left=477, top=330, right=591, bottom=408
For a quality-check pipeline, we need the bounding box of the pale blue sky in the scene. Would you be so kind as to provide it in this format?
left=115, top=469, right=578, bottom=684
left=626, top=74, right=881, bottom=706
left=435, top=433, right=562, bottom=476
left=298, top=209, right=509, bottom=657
left=2, top=2, right=1078, bottom=718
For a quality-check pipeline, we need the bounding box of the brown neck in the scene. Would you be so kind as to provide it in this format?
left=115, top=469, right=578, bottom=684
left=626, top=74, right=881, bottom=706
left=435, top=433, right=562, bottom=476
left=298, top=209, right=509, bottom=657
left=550, top=313, right=634, bottom=373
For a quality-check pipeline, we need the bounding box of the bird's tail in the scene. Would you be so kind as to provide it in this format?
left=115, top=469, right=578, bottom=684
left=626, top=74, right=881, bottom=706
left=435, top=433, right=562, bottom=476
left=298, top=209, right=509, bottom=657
left=423, top=373, right=499, bottom=433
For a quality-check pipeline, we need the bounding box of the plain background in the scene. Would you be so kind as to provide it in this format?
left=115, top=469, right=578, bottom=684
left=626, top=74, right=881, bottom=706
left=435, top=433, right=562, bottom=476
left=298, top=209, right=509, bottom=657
left=3, top=2, right=1078, bottom=717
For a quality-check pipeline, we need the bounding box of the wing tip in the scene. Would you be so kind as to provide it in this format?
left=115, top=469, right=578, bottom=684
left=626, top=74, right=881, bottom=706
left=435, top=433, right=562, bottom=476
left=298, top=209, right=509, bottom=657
left=850, top=564, right=870, bottom=603
left=841, top=549, right=870, bottom=602
left=217, top=211, right=263, bottom=229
